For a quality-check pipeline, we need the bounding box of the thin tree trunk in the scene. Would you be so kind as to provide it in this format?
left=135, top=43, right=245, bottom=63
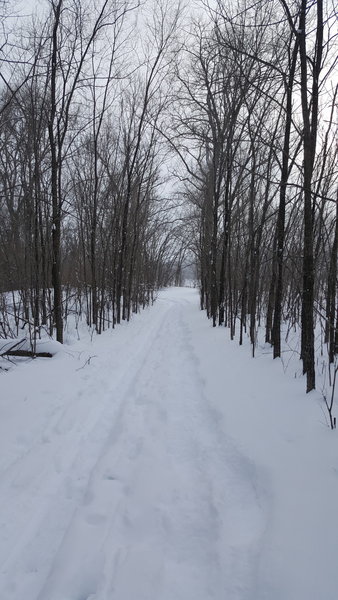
left=48, top=0, right=63, bottom=343
left=272, top=36, right=298, bottom=358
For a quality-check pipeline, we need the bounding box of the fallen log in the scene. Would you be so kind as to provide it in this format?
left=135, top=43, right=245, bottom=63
left=0, top=339, right=53, bottom=358
left=4, top=349, right=53, bottom=358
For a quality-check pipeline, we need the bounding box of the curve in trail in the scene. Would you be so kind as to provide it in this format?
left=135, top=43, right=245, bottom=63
left=37, top=288, right=266, bottom=600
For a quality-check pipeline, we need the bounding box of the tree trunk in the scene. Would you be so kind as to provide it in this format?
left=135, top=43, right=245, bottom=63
left=48, top=0, right=63, bottom=343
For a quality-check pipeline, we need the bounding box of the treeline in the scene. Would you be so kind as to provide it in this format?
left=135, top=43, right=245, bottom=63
left=0, top=0, right=337, bottom=398
left=0, top=0, right=183, bottom=343
left=172, top=0, right=337, bottom=393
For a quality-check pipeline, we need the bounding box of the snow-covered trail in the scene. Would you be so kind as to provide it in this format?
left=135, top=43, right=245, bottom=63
left=0, top=287, right=265, bottom=600
left=3, top=287, right=338, bottom=600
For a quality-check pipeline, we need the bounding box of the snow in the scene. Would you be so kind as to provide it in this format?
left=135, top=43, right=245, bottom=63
left=0, top=286, right=337, bottom=600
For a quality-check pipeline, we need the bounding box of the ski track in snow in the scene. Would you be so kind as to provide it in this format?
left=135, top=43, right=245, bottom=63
left=0, top=288, right=266, bottom=600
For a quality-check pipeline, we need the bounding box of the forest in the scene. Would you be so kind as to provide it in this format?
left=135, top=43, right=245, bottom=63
left=0, top=0, right=337, bottom=398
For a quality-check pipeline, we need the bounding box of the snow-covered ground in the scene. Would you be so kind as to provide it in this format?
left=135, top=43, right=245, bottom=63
left=0, top=287, right=337, bottom=600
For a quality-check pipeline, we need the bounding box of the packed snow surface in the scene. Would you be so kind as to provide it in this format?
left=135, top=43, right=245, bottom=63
left=0, top=287, right=337, bottom=600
